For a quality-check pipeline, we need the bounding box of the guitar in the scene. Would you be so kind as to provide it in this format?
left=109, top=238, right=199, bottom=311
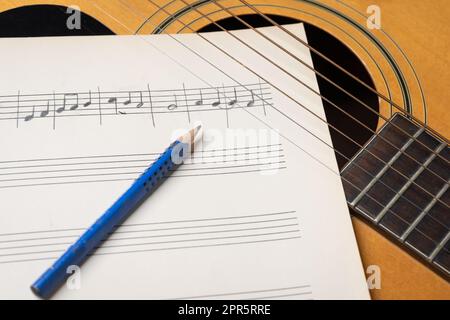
left=0, top=0, right=448, bottom=299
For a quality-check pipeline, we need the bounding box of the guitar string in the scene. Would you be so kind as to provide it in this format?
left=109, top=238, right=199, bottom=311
left=175, top=2, right=395, bottom=118
left=1, top=0, right=447, bottom=254
left=69, top=1, right=450, bottom=248
left=172, top=0, right=450, bottom=187
left=233, top=0, right=438, bottom=139
left=137, top=0, right=450, bottom=211
left=147, top=0, right=450, bottom=170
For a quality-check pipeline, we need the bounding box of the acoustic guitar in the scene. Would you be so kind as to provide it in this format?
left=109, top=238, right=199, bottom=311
left=0, top=0, right=448, bottom=300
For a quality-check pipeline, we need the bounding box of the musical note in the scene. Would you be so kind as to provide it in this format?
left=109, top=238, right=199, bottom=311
left=136, top=92, right=144, bottom=108
left=228, top=88, right=238, bottom=107
left=212, top=89, right=221, bottom=107
left=57, top=93, right=78, bottom=113
left=56, top=104, right=65, bottom=114
left=123, top=94, right=132, bottom=106
left=195, top=90, right=203, bottom=106
left=24, top=106, right=35, bottom=122
left=247, top=90, right=255, bottom=107
left=108, top=97, right=118, bottom=114
left=69, top=94, right=79, bottom=111
left=40, top=101, right=50, bottom=118
left=123, top=91, right=144, bottom=108
left=83, top=90, right=92, bottom=107
left=167, top=94, right=178, bottom=110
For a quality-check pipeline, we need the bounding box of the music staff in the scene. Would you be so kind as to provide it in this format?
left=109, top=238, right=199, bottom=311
left=0, top=82, right=272, bottom=128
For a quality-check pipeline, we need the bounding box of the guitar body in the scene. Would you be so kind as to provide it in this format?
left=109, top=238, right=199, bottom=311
left=0, top=0, right=449, bottom=299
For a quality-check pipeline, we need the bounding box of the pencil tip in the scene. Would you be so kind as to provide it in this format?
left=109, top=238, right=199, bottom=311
left=178, top=124, right=203, bottom=151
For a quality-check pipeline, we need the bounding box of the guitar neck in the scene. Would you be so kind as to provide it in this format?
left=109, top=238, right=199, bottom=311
left=341, top=113, right=449, bottom=280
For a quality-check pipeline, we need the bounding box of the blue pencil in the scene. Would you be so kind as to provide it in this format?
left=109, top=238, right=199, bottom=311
left=31, top=125, right=202, bottom=299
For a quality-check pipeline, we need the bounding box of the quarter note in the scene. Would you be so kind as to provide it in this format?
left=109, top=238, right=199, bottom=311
left=40, top=101, right=50, bottom=118
left=24, top=106, right=35, bottom=122
left=247, top=90, right=255, bottom=107
left=83, top=90, right=92, bottom=107
left=108, top=97, right=118, bottom=114
left=136, top=92, right=144, bottom=108
left=228, top=87, right=238, bottom=107
left=123, top=93, right=132, bottom=106
left=195, top=89, right=203, bottom=106
left=212, top=89, right=221, bottom=107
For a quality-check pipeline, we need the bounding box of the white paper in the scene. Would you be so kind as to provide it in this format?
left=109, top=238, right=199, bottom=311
left=0, top=23, right=369, bottom=299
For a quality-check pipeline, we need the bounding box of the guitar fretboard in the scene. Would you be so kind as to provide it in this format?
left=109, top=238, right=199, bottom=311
left=341, top=113, right=449, bottom=279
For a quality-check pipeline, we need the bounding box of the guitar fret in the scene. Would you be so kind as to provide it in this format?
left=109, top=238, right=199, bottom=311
left=341, top=113, right=450, bottom=279
left=401, top=178, right=449, bottom=241
left=350, top=127, right=424, bottom=208
left=377, top=142, right=447, bottom=224
left=430, top=232, right=450, bottom=262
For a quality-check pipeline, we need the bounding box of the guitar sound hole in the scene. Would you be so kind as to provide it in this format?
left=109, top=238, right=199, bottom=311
left=0, top=5, right=114, bottom=37
left=199, top=14, right=380, bottom=170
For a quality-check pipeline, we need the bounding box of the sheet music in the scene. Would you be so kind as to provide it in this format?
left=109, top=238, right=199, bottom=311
left=0, top=23, right=369, bottom=299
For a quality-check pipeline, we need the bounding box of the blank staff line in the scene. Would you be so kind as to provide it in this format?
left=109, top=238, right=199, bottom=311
left=252, top=292, right=313, bottom=300
left=0, top=223, right=300, bottom=251
left=0, top=82, right=270, bottom=100
left=175, top=160, right=285, bottom=172
left=0, top=143, right=281, bottom=165
left=94, top=235, right=301, bottom=257
left=0, top=216, right=298, bottom=244
left=172, top=167, right=287, bottom=178
left=0, top=89, right=271, bottom=108
left=0, top=161, right=285, bottom=183
left=0, top=230, right=300, bottom=258
left=171, top=284, right=310, bottom=300
left=0, top=155, right=285, bottom=176
left=0, top=148, right=284, bottom=171
left=0, top=210, right=295, bottom=237
left=0, top=236, right=302, bottom=265
left=0, top=167, right=287, bottom=189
